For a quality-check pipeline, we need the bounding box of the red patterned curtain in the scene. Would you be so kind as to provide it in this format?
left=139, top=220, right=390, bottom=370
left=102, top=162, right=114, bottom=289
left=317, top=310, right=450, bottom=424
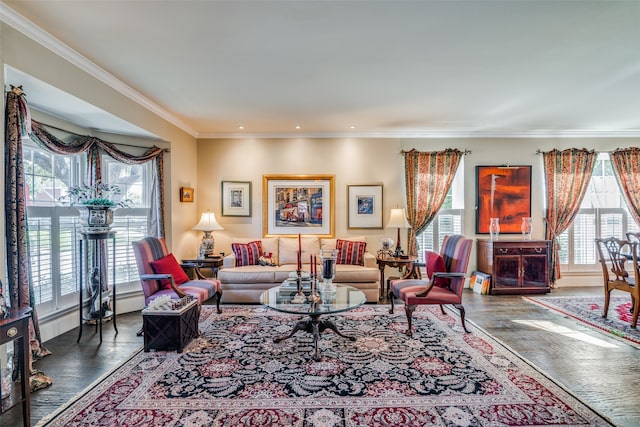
left=610, top=147, right=640, bottom=227
left=5, top=87, right=53, bottom=391
left=542, top=148, right=597, bottom=285
left=403, top=149, right=463, bottom=256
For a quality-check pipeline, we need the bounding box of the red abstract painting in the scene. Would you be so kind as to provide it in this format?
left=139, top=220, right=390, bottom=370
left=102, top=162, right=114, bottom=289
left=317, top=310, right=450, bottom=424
left=476, top=165, right=532, bottom=234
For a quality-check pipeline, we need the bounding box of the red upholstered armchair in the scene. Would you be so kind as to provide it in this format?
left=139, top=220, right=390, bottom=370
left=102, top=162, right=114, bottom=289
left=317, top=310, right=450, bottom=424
left=132, top=237, right=222, bottom=313
left=389, top=235, right=472, bottom=337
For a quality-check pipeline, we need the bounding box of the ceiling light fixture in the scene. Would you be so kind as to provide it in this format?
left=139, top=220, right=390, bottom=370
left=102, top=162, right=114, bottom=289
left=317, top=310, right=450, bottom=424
left=295, top=125, right=301, bottom=130
left=238, top=125, right=244, bottom=130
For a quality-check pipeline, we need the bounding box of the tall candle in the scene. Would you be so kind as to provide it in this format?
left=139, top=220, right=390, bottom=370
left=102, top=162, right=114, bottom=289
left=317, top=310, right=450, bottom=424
left=297, top=233, right=302, bottom=271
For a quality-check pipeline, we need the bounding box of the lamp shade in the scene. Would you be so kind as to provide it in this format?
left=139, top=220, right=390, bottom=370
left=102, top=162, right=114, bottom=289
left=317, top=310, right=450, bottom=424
left=386, top=208, right=411, bottom=229
left=193, top=211, right=224, bottom=231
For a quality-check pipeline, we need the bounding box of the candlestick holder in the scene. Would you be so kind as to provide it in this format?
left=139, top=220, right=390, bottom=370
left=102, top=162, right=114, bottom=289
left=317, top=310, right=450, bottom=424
left=307, top=275, right=321, bottom=304
left=292, top=269, right=306, bottom=304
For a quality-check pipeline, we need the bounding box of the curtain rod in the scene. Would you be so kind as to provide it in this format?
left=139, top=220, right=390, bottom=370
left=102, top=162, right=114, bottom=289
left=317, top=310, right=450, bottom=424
left=400, top=149, right=472, bottom=155
left=35, top=120, right=170, bottom=152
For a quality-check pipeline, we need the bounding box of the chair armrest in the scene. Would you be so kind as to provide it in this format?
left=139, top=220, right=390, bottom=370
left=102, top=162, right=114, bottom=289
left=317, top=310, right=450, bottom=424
left=140, top=273, right=172, bottom=281
left=432, top=272, right=466, bottom=278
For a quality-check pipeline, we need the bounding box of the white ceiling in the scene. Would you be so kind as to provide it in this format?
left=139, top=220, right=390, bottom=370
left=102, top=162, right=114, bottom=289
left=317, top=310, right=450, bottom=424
left=3, top=0, right=640, bottom=139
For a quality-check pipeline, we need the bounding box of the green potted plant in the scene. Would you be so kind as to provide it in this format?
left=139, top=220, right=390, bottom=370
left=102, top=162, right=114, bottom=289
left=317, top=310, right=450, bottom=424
left=59, top=181, right=131, bottom=231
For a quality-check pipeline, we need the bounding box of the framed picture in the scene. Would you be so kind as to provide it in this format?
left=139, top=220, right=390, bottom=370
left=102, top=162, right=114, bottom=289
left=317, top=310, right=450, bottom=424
left=263, top=174, right=335, bottom=237
left=180, top=187, right=194, bottom=203
left=476, top=165, right=532, bottom=234
left=221, top=181, right=252, bottom=217
left=347, top=184, right=383, bottom=229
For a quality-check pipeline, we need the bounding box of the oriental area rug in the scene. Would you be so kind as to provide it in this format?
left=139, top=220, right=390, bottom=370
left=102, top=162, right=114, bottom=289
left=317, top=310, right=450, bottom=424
left=38, top=305, right=611, bottom=426
left=524, top=294, right=640, bottom=349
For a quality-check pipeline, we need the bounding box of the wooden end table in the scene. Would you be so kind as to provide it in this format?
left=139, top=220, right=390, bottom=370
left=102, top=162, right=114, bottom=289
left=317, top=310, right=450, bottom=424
left=376, top=255, right=420, bottom=299
left=0, top=307, right=32, bottom=427
left=181, top=256, right=223, bottom=279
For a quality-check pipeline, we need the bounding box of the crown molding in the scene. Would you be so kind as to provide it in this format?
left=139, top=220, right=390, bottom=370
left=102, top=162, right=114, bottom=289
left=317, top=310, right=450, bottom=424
left=0, top=2, right=197, bottom=138
left=197, top=129, right=640, bottom=140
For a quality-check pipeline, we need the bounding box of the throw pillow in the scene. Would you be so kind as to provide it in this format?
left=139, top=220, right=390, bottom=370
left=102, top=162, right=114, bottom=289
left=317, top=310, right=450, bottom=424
left=232, top=240, right=263, bottom=267
left=336, top=239, right=367, bottom=266
left=258, top=251, right=276, bottom=266
left=150, top=253, right=190, bottom=289
left=425, top=250, right=449, bottom=288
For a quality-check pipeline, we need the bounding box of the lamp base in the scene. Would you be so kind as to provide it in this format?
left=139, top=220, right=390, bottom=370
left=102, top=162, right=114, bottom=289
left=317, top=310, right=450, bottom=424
left=198, top=232, right=215, bottom=259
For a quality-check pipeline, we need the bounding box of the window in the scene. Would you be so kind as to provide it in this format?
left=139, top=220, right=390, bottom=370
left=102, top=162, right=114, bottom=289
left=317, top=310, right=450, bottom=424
left=558, top=153, right=640, bottom=273
left=414, top=159, right=464, bottom=262
left=24, top=142, right=153, bottom=316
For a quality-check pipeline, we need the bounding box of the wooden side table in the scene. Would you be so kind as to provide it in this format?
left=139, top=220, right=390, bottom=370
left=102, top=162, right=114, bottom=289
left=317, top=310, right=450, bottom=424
left=181, top=256, right=223, bottom=279
left=376, top=255, right=420, bottom=299
left=142, top=300, right=200, bottom=353
left=0, top=307, right=32, bottom=427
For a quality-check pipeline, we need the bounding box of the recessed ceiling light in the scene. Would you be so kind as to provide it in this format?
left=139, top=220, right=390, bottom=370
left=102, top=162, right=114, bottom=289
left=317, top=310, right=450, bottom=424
left=238, top=125, right=244, bottom=130
left=350, top=125, right=356, bottom=129
left=295, top=125, right=301, bottom=130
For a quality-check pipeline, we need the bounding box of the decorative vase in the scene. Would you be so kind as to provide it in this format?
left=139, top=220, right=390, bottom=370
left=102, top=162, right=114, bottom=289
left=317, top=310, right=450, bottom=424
left=521, top=217, right=533, bottom=240
left=77, top=205, right=115, bottom=233
left=489, top=218, right=500, bottom=241
left=319, top=249, right=338, bottom=291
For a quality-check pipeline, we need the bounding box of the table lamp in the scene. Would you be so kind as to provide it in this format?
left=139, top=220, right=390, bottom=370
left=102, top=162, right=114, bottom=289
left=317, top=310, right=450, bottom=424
left=386, top=208, right=411, bottom=257
left=193, top=210, right=224, bottom=258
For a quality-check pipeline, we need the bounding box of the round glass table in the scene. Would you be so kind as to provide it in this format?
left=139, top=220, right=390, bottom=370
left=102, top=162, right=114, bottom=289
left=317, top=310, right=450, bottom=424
left=260, top=284, right=366, bottom=361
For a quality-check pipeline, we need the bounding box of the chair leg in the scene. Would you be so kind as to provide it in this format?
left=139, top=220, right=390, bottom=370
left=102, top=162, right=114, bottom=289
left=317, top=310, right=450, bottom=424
left=215, top=290, right=222, bottom=314
left=454, top=303, right=471, bottom=333
left=631, top=297, right=639, bottom=329
left=439, top=304, right=446, bottom=315
left=389, top=288, right=395, bottom=314
left=404, top=304, right=416, bottom=337
left=603, top=289, right=611, bottom=319
left=136, top=326, right=144, bottom=336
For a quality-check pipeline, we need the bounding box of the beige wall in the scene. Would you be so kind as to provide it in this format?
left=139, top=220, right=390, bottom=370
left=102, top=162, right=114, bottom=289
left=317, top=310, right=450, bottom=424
left=198, top=136, right=631, bottom=278
left=1, top=23, right=201, bottom=261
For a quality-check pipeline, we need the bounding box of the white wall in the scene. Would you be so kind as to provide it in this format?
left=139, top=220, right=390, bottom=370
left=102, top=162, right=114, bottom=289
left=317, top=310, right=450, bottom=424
left=198, top=136, right=629, bottom=287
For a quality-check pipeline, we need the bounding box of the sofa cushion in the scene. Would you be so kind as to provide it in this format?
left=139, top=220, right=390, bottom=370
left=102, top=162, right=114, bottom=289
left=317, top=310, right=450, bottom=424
left=279, top=237, right=320, bottom=266
left=150, top=253, right=189, bottom=289
left=425, top=250, right=449, bottom=288
left=218, top=265, right=278, bottom=283
left=232, top=240, right=263, bottom=266
left=336, top=239, right=367, bottom=266
left=334, top=265, right=379, bottom=282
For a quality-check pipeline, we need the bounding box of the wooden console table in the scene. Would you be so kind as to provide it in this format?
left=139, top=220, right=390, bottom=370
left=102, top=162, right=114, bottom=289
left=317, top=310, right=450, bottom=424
left=477, top=239, right=551, bottom=295
left=0, top=307, right=32, bottom=427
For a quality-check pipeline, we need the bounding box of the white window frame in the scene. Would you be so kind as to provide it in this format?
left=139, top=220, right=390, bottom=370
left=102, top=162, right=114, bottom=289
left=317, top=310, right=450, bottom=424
left=23, top=141, right=153, bottom=316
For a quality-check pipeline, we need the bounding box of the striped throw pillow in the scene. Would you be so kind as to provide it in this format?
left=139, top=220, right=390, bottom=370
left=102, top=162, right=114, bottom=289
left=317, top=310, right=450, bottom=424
left=231, top=241, right=263, bottom=267
left=336, top=239, right=366, bottom=266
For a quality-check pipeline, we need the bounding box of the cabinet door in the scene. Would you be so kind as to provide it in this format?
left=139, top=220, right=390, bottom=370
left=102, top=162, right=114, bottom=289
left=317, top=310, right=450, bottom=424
left=522, top=254, right=548, bottom=288
left=494, top=255, right=521, bottom=288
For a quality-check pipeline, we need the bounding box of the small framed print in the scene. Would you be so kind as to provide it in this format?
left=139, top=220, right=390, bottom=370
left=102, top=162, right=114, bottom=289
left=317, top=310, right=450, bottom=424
left=180, top=187, right=194, bottom=202
left=222, top=181, right=252, bottom=217
left=347, top=184, right=383, bottom=229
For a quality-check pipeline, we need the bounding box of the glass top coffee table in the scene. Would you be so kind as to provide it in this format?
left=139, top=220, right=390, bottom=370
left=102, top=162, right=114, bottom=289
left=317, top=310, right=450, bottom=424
left=260, top=285, right=366, bottom=361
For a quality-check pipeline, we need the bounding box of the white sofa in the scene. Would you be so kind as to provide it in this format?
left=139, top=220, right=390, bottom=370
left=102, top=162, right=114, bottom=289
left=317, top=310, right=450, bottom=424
left=218, top=236, right=380, bottom=303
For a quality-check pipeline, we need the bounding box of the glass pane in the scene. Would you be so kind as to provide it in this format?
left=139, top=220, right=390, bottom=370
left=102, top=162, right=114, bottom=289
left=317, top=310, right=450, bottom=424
left=27, top=217, right=53, bottom=305
left=110, top=214, right=148, bottom=285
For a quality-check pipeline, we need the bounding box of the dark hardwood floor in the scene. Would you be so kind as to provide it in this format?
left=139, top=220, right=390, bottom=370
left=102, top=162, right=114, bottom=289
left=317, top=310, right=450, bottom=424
left=2, top=287, right=638, bottom=426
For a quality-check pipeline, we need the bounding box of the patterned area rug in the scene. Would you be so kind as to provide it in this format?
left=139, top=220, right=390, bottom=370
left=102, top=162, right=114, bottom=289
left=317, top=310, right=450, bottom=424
left=38, top=305, right=610, bottom=426
left=524, top=294, right=640, bottom=349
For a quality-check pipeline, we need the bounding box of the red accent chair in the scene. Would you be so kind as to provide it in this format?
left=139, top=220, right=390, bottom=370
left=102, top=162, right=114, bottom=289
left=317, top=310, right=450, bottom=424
left=132, top=237, right=222, bottom=313
left=389, top=235, right=472, bottom=336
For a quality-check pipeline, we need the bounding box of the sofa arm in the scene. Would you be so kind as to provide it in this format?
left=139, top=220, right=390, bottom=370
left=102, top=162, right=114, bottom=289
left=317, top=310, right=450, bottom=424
left=364, top=252, right=377, bottom=268
left=223, top=253, right=236, bottom=268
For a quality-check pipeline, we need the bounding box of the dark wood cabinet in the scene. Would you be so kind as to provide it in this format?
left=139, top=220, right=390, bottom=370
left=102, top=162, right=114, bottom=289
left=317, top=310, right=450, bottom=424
left=477, top=239, right=551, bottom=295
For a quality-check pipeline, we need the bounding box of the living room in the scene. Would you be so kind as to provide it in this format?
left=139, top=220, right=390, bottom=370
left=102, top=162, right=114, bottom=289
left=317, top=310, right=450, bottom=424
left=2, top=2, right=640, bottom=426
